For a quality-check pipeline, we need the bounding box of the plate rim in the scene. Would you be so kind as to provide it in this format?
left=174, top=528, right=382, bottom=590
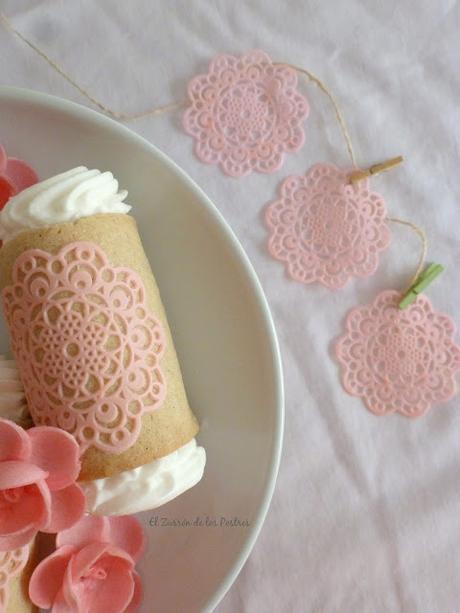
left=0, top=85, right=285, bottom=612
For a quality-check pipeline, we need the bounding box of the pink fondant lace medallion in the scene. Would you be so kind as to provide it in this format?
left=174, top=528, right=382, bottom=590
left=266, top=163, right=391, bottom=288
left=335, top=290, right=460, bottom=418
left=0, top=545, right=29, bottom=611
left=183, top=50, right=309, bottom=177
left=2, top=242, right=167, bottom=454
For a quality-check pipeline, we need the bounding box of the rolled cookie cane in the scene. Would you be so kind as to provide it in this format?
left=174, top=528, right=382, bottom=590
left=0, top=168, right=201, bottom=481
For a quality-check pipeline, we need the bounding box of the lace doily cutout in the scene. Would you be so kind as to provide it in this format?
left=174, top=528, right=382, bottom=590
left=265, top=163, right=391, bottom=288
left=0, top=545, right=29, bottom=610
left=3, top=242, right=167, bottom=454
left=183, top=50, right=309, bottom=177
left=335, top=290, right=460, bottom=418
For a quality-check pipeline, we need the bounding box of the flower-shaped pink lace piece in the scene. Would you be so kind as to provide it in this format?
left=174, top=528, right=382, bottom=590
left=183, top=50, right=309, bottom=177
left=336, top=290, right=460, bottom=418
left=0, top=545, right=29, bottom=611
left=266, top=163, right=391, bottom=288
left=2, top=242, right=167, bottom=454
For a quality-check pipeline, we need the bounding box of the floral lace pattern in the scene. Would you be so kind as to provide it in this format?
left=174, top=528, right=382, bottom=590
left=2, top=242, right=167, bottom=454
left=335, top=290, right=460, bottom=417
left=183, top=50, right=309, bottom=177
left=0, top=545, right=29, bottom=610
left=265, top=163, right=391, bottom=288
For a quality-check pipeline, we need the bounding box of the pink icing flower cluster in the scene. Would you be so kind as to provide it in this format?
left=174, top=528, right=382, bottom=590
left=0, top=418, right=146, bottom=612
left=0, top=419, right=85, bottom=551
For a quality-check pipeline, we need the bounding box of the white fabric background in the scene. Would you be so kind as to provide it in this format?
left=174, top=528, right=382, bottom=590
left=1, top=1, right=460, bottom=611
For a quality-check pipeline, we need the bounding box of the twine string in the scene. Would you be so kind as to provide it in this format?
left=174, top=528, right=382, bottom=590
left=387, top=217, right=428, bottom=290
left=1, top=11, right=428, bottom=289
left=275, top=62, right=357, bottom=167
left=0, top=11, right=358, bottom=163
left=0, top=12, right=184, bottom=120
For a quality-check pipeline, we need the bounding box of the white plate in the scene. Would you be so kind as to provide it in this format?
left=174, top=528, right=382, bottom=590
left=0, top=87, right=284, bottom=612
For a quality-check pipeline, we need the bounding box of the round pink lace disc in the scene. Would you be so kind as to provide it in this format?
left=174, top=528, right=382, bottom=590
left=265, top=163, right=391, bottom=289
left=2, top=242, right=167, bottom=454
left=336, top=290, right=460, bottom=418
left=0, top=545, right=29, bottom=609
left=183, top=49, right=309, bottom=177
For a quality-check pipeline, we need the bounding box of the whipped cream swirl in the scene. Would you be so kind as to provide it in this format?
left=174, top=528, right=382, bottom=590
left=0, top=166, right=131, bottom=241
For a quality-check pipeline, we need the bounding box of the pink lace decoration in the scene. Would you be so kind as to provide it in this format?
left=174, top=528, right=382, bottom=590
left=183, top=50, right=309, bottom=177
left=336, top=290, right=460, bottom=418
left=0, top=545, right=29, bottom=610
left=265, top=163, right=391, bottom=288
left=2, top=242, right=167, bottom=454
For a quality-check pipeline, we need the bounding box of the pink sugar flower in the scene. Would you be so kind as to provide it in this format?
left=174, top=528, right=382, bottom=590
left=0, top=418, right=85, bottom=551
left=0, top=144, right=38, bottom=210
left=30, top=515, right=145, bottom=613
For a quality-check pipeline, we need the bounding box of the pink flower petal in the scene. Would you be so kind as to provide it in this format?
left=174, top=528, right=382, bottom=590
left=44, top=483, right=86, bottom=533
left=57, top=516, right=145, bottom=564
left=0, top=418, right=31, bottom=462
left=35, top=478, right=52, bottom=528
left=56, top=515, right=106, bottom=550
left=0, top=460, right=47, bottom=489
left=108, top=516, right=146, bottom=563
left=125, top=571, right=143, bottom=613
left=52, top=593, right=77, bottom=613
left=87, top=556, right=136, bottom=613
left=0, top=522, right=38, bottom=552
left=0, top=175, right=16, bottom=210
left=68, top=542, right=111, bottom=580
left=0, top=481, right=48, bottom=551
left=51, top=592, right=77, bottom=613
left=0, top=144, right=6, bottom=172
left=28, top=426, right=80, bottom=490
left=5, top=158, right=38, bottom=192
left=29, top=545, right=74, bottom=608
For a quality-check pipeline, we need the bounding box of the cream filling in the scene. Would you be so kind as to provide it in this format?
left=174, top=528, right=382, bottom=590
left=82, top=439, right=206, bottom=515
